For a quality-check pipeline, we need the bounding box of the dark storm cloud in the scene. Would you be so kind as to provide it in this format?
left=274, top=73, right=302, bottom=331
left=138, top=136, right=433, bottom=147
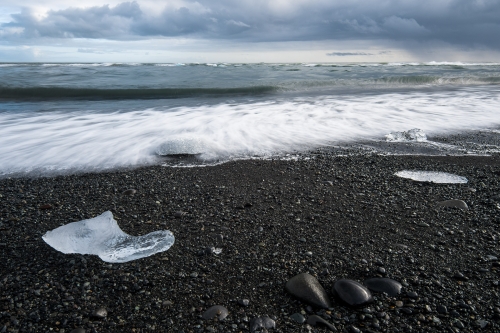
left=327, top=52, right=373, bottom=56
left=2, top=0, right=500, bottom=49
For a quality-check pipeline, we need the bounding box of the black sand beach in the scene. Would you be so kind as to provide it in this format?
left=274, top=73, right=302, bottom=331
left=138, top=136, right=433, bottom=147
left=2, top=153, right=500, bottom=332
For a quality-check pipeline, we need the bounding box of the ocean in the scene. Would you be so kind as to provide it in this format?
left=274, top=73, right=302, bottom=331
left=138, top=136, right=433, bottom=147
left=0, top=62, right=499, bottom=177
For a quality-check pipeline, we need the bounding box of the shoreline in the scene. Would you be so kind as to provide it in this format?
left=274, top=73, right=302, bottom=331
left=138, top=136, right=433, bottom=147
left=1, top=153, right=500, bottom=332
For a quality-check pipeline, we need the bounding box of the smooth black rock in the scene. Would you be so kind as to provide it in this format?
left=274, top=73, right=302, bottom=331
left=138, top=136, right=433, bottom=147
left=437, top=305, right=448, bottom=314
left=121, top=189, right=136, bottom=196
left=437, top=199, right=468, bottom=210
left=174, top=211, right=187, bottom=218
left=250, top=316, right=275, bottom=332
left=332, top=279, right=373, bottom=307
left=407, top=291, right=419, bottom=299
left=285, top=273, right=332, bottom=308
left=238, top=299, right=250, bottom=307
left=306, top=315, right=336, bottom=331
left=70, top=329, right=85, bottom=333
left=364, top=278, right=402, bottom=297
left=454, top=272, right=469, bottom=281
left=202, top=305, right=229, bottom=321
left=290, top=313, right=306, bottom=324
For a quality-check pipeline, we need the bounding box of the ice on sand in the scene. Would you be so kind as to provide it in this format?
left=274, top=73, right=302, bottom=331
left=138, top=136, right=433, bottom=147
left=395, top=170, right=468, bottom=184
left=156, top=137, right=206, bottom=156
left=42, top=211, right=175, bottom=263
left=385, top=129, right=427, bottom=142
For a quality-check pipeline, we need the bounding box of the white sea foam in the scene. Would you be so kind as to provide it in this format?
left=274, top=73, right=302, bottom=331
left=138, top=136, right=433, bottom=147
left=0, top=86, right=499, bottom=175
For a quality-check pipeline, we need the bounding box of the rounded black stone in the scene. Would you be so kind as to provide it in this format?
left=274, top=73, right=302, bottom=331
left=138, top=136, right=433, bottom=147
left=202, top=305, right=229, bottom=321
left=70, top=329, right=85, bottom=333
left=290, top=313, right=306, bottom=324
left=285, top=273, right=332, bottom=309
left=332, top=279, right=373, bottom=307
left=364, top=278, right=402, bottom=297
left=121, top=189, right=136, bottom=196
left=250, top=316, right=276, bottom=333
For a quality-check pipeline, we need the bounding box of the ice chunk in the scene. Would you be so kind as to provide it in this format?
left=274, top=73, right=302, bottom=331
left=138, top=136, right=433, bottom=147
left=395, top=170, right=468, bottom=184
left=385, top=129, right=427, bottom=142
left=42, top=211, right=174, bottom=263
left=156, top=137, right=207, bottom=156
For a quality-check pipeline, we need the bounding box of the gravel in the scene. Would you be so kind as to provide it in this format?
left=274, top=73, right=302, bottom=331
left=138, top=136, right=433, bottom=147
left=1, top=153, right=500, bottom=332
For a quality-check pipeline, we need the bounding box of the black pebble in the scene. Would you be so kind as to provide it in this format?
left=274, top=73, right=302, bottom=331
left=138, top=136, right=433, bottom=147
left=364, top=278, right=402, bottom=297
left=285, top=273, right=332, bottom=308
left=332, top=279, right=373, bottom=307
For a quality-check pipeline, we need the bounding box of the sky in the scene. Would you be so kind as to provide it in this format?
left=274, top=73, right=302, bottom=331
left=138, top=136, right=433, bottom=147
left=1, top=0, right=500, bottom=63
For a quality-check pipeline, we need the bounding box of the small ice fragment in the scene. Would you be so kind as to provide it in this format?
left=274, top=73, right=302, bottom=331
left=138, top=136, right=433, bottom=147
left=156, top=137, right=207, bottom=156
left=386, top=129, right=427, bottom=142
left=42, top=211, right=174, bottom=263
left=395, top=170, right=468, bottom=184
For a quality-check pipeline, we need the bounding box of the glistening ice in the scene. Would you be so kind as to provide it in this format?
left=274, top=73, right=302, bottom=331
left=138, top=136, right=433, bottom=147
left=394, top=171, right=468, bottom=184
left=42, top=211, right=175, bottom=263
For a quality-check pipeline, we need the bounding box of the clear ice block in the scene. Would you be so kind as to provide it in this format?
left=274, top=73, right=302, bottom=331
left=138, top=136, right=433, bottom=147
left=395, top=170, right=468, bottom=184
left=385, top=129, right=427, bottom=142
left=42, top=211, right=175, bottom=263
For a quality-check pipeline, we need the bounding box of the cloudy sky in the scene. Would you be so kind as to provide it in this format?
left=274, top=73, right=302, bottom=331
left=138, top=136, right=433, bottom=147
left=1, top=0, right=499, bottom=62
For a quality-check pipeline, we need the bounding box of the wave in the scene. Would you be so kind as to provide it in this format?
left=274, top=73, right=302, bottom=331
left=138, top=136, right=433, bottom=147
left=1, top=85, right=499, bottom=176
left=2, top=62, right=500, bottom=68
left=0, top=86, right=277, bottom=101
left=372, top=75, right=500, bottom=86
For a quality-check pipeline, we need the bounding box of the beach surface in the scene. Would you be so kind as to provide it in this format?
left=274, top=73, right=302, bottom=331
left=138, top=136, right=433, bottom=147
left=1, top=152, right=500, bottom=332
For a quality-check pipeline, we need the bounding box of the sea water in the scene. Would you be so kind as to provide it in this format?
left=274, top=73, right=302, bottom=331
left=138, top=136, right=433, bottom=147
left=0, top=62, right=499, bottom=176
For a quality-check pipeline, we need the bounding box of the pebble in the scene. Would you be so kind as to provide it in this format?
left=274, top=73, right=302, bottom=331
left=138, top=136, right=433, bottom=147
left=121, top=189, right=136, bottom=195
left=91, top=307, right=107, bottom=319
left=454, top=272, right=469, bottom=281
left=437, top=305, right=448, bottom=314
left=437, top=199, right=469, bottom=210
left=70, top=329, right=85, bottom=333
left=306, top=315, right=336, bottom=331
left=285, top=273, right=332, bottom=309
left=406, top=291, right=419, bottom=299
left=250, top=316, right=275, bottom=332
left=364, top=278, right=402, bottom=296
left=350, top=326, right=361, bottom=333
left=476, top=319, right=488, bottom=329
left=401, top=308, right=413, bottom=315
left=332, top=279, right=373, bottom=307
left=238, top=299, right=250, bottom=307
left=202, top=305, right=229, bottom=321
left=453, top=320, right=465, bottom=329
left=174, top=211, right=187, bottom=218
left=289, top=313, right=306, bottom=324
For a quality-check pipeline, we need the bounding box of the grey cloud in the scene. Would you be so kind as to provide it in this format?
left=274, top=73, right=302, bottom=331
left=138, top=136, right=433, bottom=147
left=1, top=0, right=500, bottom=49
left=327, top=52, right=374, bottom=56
left=78, top=48, right=121, bottom=53
left=382, top=16, right=429, bottom=35
left=327, top=50, right=391, bottom=56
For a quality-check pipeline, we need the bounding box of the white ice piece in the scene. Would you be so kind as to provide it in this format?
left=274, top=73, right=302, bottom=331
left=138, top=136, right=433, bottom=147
left=156, top=137, right=207, bottom=156
left=385, top=129, right=427, bottom=142
left=42, top=211, right=175, bottom=263
left=395, top=170, right=468, bottom=184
